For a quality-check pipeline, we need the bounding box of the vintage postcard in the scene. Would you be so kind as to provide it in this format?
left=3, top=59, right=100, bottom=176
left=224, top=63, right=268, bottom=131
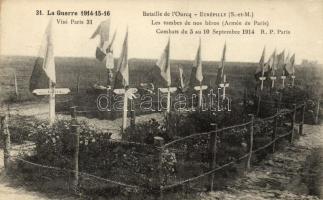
left=0, top=0, right=322, bottom=199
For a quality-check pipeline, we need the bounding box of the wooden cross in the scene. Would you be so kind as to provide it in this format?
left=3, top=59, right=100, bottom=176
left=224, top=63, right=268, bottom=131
left=32, top=85, right=70, bottom=125
left=219, top=75, right=229, bottom=100
left=270, top=76, right=276, bottom=88
left=291, top=75, right=296, bottom=87
left=113, top=87, right=138, bottom=133
left=259, top=76, right=266, bottom=91
left=159, top=87, right=177, bottom=113
left=194, top=85, right=208, bottom=108
left=281, top=75, right=286, bottom=88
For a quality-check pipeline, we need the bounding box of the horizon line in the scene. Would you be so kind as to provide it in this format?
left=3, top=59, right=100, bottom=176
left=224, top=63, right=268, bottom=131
left=1, top=54, right=320, bottom=66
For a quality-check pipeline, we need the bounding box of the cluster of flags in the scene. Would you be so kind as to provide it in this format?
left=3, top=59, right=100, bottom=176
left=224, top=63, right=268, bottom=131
left=89, top=19, right=231, bottom=105
left=255, top=47, right=296, bottom=90
left=154, top=37, right=230, bottom=108
left=28, top=18, right=299, bottom=127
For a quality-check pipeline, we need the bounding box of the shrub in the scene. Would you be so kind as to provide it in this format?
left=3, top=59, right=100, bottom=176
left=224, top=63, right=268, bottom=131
left=8, top=115, right=39, bottom=144
left=123, top=118, right=165, bottom=144
left=16, top=119, right=175, bottom=189
left=29, top=119, right=112, bottom=169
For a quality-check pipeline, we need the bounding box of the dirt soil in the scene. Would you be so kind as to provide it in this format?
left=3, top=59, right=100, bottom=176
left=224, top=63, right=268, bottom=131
left=198, top=124, right=323, bottom=200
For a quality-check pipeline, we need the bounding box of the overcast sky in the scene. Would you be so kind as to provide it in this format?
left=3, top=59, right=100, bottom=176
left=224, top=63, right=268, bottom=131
left=1, top=0, right=323, bottom=64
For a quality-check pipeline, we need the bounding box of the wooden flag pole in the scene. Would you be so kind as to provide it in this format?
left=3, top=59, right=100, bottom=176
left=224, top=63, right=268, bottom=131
left=167, top=87, right=171, bottom=113
left=49, top=80, right=55, bottom=125
left=106, top=69, right=114, bottom=119
left=122, top=88, right=128, bottom=133
left=199, top=84, right=203, bottom=108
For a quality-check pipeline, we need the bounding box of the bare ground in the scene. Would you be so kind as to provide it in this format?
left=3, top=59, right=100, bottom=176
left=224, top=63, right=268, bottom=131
left=198, top=124, right=323, bottom=200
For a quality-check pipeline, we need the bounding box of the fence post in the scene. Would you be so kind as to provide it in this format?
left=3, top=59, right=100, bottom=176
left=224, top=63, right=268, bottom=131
left=256, top=94, right=261, bottom=117
left=271, top=114, right=278, bottom=153
left=315, top=97, right=320, bottom=124
left=290, top=104, right=297, bottom=143
left=299, top=103, right=305, bottom=135
left=70, top=107, right=80, bottom=194
left=246, top=114, right=254, bottom=171
left=154, top=136, right=164, bottom=200
left=208, top=124, right=217, bottom=191
left=1, top=113, right=10, bottom=172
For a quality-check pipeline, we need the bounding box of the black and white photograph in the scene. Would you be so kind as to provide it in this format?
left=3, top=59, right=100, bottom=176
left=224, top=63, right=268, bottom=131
left=0, top=0, right=323, bottom=199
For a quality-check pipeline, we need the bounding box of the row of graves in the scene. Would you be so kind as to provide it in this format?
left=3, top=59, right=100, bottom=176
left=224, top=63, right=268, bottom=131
left=29, top=19, right=298, bottom=132
left=4, top=18, right=310, bottom=199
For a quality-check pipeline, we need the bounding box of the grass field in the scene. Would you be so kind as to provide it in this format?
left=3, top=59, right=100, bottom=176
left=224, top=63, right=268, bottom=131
left=0, top=55, right=322, bottom=109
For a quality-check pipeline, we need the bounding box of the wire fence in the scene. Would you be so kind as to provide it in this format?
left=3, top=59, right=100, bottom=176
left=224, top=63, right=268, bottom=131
left=0, top=100, right=309, bottom=198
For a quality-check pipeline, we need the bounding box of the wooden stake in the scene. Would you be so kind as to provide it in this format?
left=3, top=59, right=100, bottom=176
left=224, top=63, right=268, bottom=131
left=130, top=99, right=136, bottom=128
left=256, top=94, right=261, bottom=117
left=299, top=103, right=305, bottom=135
left=208, top=124, right=217, bottom=191
left=246, top=114, right=254, bottom=171
left=70, top=108, right=80, bottom=194
left=290, top=104, right=296, bottom=143
left=1, top=114, right=10, bottom=171
left=271, top=113, right=278, bottom=153
left=154, top=137, right=164, bottom=200
left=70, top=106, right=77, bottom=123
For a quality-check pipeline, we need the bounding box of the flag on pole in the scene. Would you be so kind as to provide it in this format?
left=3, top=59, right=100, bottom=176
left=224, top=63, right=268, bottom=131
left=276, top=50, right=285, bottom=70
left=216, top=42, right=226, bottom=86
left=90, top=19, right=111, bottom=61
left=255, top=47, right=266, bottom=79
left=156, top=38, right=171, bottom=86
left=105, top=30, right=117, bottom=69
left=284, top=54, right=295, bottom=76
left=29, top=19, right=56, bottom=92
left=116, top=29, right=129, bottom=86
left=267, top=50, right=277, bottom=76
left=194, top=38, right=203, bottom=83
left=177, top=64, right=190, bottom=92
left=285, top=52, right=290, bottom=64
left=91, top=19, right=110, bottom=48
